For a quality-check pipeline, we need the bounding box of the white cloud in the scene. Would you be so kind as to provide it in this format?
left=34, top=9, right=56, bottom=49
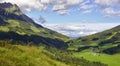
left=80, top=5, right=94, bottom=10
left=0, top=0, right=47, bottom=11
left=103, top=7, right=120, bottom=16
left=78, top=32, right=84, bottom=34
left=56, top=10, right=69, bottom=15
left=95, top=0, right=120, bottom=6
left=79, top=0, right=95, bottom=14
left=52, top=0, right=66, bottom=4
left=67, top=0, right=83, bottom=5
left=80, top=0, right=95, bottom=10
left=44, top=23, right=120, bottom=38
left=40, top=0, right=50, bottom=4
left=82, top=9, right=92, bottom=14
left=52, top=0, right=83, bottom=14
left=1, top=0, right=120, bottom=16
left=94, top=0, right=120, bottom=16
left=0, top=0, right=84, bottom=15
left=25, top=8, right=32, bottom=12
left=52, top=4, right=66, bottom=11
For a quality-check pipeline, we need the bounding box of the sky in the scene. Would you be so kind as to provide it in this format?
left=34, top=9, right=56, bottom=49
left=0, top=0, right=120, bottom=38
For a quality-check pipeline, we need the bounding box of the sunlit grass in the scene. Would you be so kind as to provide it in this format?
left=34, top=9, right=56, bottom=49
left=7, top=20, right=20, bottom=27
left=0, top=26, right=9, bottom=32
left=74, top=50, right=120, bottom=66
left=0, top=44, right=68, bottom=66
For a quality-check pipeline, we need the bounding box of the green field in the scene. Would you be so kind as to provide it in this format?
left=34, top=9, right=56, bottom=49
left=74, top=50, right=120, bottom=66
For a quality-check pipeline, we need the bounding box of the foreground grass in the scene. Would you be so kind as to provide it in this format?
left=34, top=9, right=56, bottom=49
left=0, top=44, right=68, bottom=66
left=0, top=43, right=108, bottom=66
left=74, top=50, right=120, bottom=66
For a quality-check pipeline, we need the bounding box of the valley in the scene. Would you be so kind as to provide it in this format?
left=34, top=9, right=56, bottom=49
left=68, top=25, right=120, bottom=66
left=0, top=2, right=120, bottom=66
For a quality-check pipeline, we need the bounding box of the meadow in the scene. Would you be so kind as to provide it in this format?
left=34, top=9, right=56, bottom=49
left=74, top=49, right=120, bottom=66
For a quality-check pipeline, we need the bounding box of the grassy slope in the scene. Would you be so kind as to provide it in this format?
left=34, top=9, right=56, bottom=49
left=0, top=19, right=69, bottom=41
left=0, top=43, right=108, bottom=66
left=0, top=37, right=108, bottom=66
left=67, top=25, right=120, bottom=66
left=0, top=44, right=69, bottom=66
left=68, top=25, right=120, bottom=51
left=0, top=4, right=69, bottom=41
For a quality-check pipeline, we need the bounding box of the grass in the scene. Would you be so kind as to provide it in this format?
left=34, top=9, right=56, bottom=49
left=30, top=26, right=40, bottom=33
left=7, top=20, right=20, bottom=27
left=69, top=25, right=120, bottom=66
left=106, top=32, right=117, bottom=40
left=4, top=19, right=69, bottom=41
left=101, top=43, right=118, bottom=49
left=0, top=26, right=9, bottom=32
left=5, top=6, right=22, bottom=15
left=74, top=50, right=120, bottom=66
left=0, top=44, right=69, bottom=66
left=0, top=41, right=107, bottom=66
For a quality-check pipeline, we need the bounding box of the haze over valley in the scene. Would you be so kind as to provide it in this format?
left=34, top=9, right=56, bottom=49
left=44, top=23, right=120, bottom=38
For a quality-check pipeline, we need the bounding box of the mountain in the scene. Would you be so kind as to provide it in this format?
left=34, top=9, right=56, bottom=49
left=68, top=25, right=120, bottom=54
left=0, top=2, right=69, bottom=49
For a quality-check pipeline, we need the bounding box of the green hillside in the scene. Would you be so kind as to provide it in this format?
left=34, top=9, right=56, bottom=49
left=67, top=25, right=120, bottom=66
left=0, top=40, right=107, bottom=66
left=0, top=2, right=69, bottom=41
left=68, top=25, right=120, bottom=53
left=0, top=3, right=70, bottom=49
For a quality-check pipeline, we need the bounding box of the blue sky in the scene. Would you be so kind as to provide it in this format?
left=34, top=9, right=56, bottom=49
left=26, top=9, right=120, bottom=24
left=1, top=0, right=120, bottom=24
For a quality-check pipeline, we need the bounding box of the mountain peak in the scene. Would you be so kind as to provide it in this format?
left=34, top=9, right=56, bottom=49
left=0, top=2, right=22, bottom=16
left=0, top=2, right=19, bottom=10
left=0, top=2, right=14, bottom=8
left=0, top=2, right=43, bottom=28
